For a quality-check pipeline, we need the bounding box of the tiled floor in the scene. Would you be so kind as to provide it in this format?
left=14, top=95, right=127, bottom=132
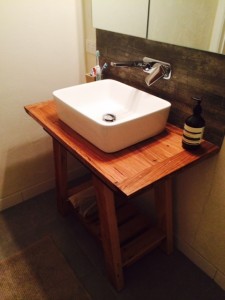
left=0, top=189, right=225, bottom=300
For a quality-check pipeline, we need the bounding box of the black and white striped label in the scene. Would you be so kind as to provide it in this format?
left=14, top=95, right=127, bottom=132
left=182, top=124, right=205, bottom=145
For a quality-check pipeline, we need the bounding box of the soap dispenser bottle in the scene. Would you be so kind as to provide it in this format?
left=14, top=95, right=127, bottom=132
left=182, top=97, right=205, bottom=150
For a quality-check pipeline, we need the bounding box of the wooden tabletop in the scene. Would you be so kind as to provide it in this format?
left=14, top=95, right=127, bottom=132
left=25, top=100, right=219, bottom=197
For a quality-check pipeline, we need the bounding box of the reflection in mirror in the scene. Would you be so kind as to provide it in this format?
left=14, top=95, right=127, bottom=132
left=148, top=0, right=225, bottom=54
left=92, top=0, right=225, bottom=54
left=92, top=0, right=149, bottom=38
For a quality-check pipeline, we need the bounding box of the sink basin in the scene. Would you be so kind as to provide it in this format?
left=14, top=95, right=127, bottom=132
left=53, top=79, right=171, bottom=153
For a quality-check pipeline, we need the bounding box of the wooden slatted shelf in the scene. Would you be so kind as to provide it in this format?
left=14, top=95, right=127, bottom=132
left=68, top=184, right=165, bottom=269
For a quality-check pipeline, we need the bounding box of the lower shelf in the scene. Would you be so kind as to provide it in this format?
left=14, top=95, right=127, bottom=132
left=121, top=227, right=165, bottom=268
left=68, top=190, right=166, bottom=268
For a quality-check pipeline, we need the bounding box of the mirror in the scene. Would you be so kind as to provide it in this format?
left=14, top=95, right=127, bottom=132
left=92, top=0, right=149, bottom=38
left=148, top=0, right=225, bottom=54
left=92, top=0, right=225, bottom=55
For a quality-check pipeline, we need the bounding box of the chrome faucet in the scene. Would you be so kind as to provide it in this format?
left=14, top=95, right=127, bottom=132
left=110, top=57, right=171, bottom=87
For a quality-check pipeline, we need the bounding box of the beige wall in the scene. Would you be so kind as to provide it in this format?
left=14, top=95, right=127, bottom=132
left=0, top=0, right=86, bottom=210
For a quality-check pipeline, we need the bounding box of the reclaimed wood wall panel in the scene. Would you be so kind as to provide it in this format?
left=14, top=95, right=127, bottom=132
left=97, top=30, right=225, bottom=147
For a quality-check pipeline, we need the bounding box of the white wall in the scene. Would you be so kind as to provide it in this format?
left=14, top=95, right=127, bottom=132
left=0, top=0, right=86, bottom=210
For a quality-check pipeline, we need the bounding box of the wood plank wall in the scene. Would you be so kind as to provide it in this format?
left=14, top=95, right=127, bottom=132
left=97, top=30, right=225, bottom=147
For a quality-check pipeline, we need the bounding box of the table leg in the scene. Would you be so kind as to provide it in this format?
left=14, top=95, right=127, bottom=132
left=154, top=177, right=173, bottom=254
left=52, top=139, right=69, bottom=216
left=92, top=175, right=124, bottom=291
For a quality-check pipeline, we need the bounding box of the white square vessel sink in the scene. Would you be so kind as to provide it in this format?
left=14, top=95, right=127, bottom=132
left=53, top=79, right=171, bottom=153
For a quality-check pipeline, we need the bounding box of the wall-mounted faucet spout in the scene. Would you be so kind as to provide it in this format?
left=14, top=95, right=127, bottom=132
left=110, top=57, right=171, bottom=87
left=110, top=61, right=145, bottom=68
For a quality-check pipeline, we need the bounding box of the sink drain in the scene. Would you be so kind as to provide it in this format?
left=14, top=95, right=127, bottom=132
left=103, top=113, right=116, bottom=122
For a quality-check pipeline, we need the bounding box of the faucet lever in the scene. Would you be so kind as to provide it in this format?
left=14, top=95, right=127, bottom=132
left=143, top=57, right=171, bottom=79
left=145, top=63, right=166, bottom=86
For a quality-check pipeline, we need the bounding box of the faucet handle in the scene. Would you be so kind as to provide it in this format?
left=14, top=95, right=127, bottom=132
left=143, top=58, right=171, bottom=80
left=145, top=63, right=168, bottom=86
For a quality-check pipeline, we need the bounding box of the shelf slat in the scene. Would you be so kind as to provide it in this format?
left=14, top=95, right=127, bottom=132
left=119, top=214, right=151, bottom=245
left=121, top=228, right=166, bottom=268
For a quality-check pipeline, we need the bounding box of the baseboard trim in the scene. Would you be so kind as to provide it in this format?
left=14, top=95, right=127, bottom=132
left=215, top=271, right=225, bottom=291
left=0, top=192, right=23, bottom=212
left=176, top=237, right=217, bottom=279
left=0, top=166, right=88, bottom=212
left=176, top=237, right=225, bottom=291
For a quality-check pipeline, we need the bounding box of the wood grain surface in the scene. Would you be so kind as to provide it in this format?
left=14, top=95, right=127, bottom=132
left=25, top=100, right=219, bottom=197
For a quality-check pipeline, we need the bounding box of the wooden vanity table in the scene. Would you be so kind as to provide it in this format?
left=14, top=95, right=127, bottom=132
left=25, top=100, right=219, bottom=290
